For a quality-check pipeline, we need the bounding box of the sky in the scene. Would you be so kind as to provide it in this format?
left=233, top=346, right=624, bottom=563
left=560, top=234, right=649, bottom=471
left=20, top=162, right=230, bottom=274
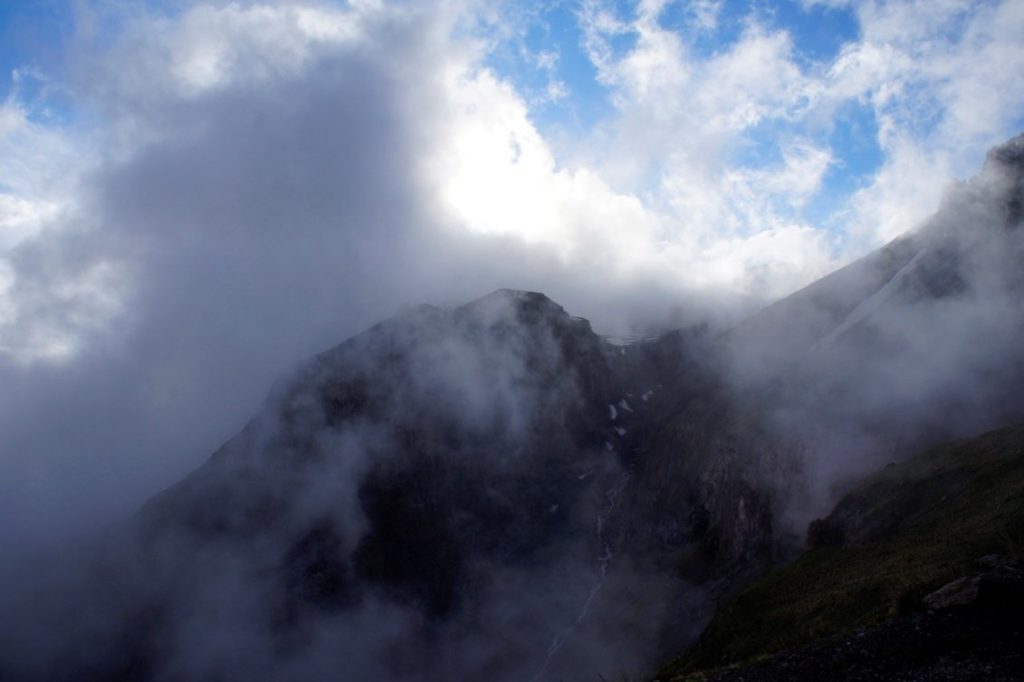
left=1, top=0, right=1024, bottom=549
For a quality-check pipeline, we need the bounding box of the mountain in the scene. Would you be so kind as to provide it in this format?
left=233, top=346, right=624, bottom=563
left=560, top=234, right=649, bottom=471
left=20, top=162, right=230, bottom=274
left=4, top=289, right=718, bottom=680
left=659, top=423, right=1024, bottom=681
left=721, top=133, right=1024, bottom=517
left=614, top=133, right=1024, bottom=588
left=139, top=290, right=630, bottom=622
left=2, top=135, right=1024, bottom=681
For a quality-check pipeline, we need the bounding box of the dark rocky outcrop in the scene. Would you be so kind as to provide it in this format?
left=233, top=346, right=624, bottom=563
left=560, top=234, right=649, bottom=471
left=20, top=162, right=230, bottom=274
left=922, top=555, right=1024, bottom=612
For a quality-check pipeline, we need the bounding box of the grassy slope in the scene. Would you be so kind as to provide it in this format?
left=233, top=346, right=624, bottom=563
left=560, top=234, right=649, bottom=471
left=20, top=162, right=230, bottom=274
left=659, top=424, right=1024, bottom=679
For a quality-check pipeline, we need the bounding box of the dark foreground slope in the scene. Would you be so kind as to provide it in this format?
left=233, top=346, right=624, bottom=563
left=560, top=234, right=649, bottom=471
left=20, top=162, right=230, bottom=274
left=660, top=423, right=1024, bottom=681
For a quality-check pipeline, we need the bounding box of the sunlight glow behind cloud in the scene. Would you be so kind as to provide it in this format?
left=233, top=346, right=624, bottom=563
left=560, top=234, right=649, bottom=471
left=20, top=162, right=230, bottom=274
left=0, top=0, right=1022, bottom=551
left=0, top=0, right=1023, bottom=362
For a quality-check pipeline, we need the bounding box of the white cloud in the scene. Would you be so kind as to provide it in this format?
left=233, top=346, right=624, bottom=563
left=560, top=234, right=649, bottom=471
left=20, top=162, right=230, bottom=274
left=0, top=97, right=84, bottom=241
left=688, top=0, right=724, bottom=32
left=428, top=67, right=662, bottom=258
left=424, top=9, right=840, bottom=304
left=761, top=142, right=834, bottom=206
left=570, top=2, right=842, bottom=297
left=171, top=4, right=370, bottom=94
left=0, top=0, right=1021, bottom=555
left=3, top=0, right=1023, bottom=370
left=572, top=0, right=1024, bottom=255
left=816, top=0, right=1024, bottom=243
left=0, top=193, right=59, bottom=250
left=0, top=85, right=98, bottom=362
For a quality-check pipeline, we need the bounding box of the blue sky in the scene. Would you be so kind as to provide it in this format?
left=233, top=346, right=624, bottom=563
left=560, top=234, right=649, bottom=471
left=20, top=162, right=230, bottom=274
left=3, top=2, right=1018, bottom=235
left=0, top=1, right=69, bottom=95
left=483, top=0, right=883, bottom=235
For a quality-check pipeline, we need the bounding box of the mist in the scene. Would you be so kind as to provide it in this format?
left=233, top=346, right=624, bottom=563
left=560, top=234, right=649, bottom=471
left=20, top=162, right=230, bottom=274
left=2, top=1, right=1024, bottom=680
left=724, top=138, right=1024, bottom=529
left=1, top=290, right=709, bottom=680
left=0, top=3, right=731, bottom=553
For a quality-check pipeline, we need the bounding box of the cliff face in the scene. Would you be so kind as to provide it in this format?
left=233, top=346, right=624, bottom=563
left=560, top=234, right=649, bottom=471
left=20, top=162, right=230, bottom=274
left=141, top=289, right=623, bottom=612
left=118, top=288, right=732, bottom=681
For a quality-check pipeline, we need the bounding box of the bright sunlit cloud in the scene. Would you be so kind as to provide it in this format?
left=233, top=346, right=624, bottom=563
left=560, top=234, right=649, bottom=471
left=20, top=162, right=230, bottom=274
left=0, top=0, right=1022, bottom=553
left=0, top=0, right=1023, bottom=366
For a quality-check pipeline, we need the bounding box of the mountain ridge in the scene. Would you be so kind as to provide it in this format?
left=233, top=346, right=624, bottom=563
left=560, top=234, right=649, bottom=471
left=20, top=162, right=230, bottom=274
left=3, top=134, right=1024, bottom=681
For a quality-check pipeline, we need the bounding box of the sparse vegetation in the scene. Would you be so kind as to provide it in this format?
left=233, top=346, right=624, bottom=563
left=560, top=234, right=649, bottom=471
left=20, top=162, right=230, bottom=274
left=659, top=424, right=1024, bottom=679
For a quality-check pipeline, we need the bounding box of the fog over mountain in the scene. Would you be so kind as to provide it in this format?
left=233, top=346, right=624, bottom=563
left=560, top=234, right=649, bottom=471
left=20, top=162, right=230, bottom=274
left=4, top=0, right=1024, bottom=554
left=726, top=136, right=1024, bottom=524
left=2, top=2, right=1024, bottom=680
left=2, top=134, right=1023, bottom=681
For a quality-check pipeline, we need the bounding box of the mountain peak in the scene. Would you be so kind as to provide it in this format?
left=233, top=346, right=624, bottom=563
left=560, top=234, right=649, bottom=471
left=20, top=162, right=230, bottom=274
left=980, top=132, right=1024, bottom=228
left=469, top=288, right=557, bottom=308
left=456, top=288, right=580, bottom=327
left=985, top=132, right=1024, bottom=169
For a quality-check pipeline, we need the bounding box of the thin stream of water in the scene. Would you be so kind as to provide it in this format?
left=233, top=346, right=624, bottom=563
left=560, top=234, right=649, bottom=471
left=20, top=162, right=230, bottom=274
left=531, top=465, right=633, bottom=681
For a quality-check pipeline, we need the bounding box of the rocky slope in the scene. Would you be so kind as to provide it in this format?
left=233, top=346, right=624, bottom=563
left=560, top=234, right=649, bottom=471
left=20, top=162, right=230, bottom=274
left=658, top=423, right=1024, bottom=681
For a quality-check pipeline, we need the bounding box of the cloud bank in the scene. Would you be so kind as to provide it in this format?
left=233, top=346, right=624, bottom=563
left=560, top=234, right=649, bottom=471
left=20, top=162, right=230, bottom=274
left=0, top=0, right=1023, bottom=549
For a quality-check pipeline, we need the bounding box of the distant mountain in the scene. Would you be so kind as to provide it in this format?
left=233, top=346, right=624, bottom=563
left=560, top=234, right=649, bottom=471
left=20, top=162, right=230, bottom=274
left=730, top=133, right=1024, bottom=462
left=3, top=135, right=1023, bottom=681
